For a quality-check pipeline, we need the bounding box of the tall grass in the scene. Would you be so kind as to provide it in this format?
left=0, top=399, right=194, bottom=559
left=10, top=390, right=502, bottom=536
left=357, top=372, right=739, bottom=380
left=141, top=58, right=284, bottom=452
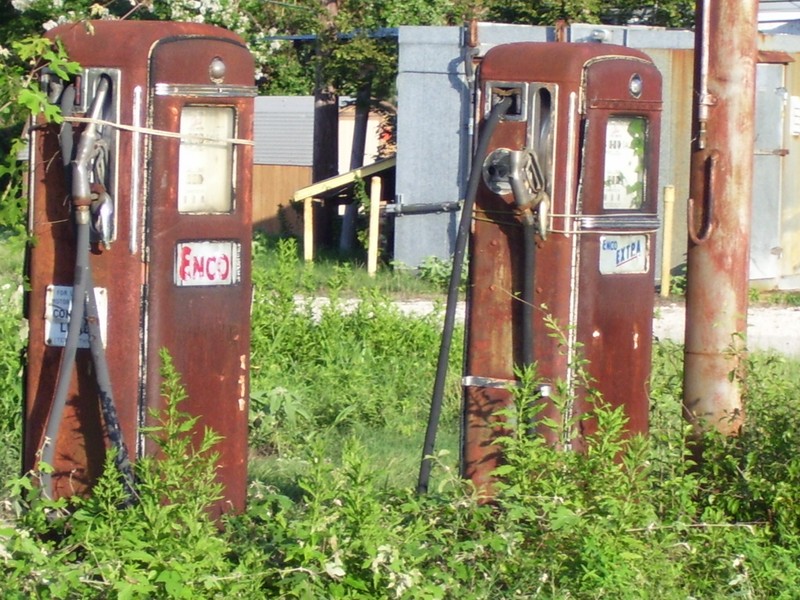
left=2, top=234, right=800, bottom=596
left=0, top=232, right=25, bottom=485
left=249, top=236, right=462, bottom=490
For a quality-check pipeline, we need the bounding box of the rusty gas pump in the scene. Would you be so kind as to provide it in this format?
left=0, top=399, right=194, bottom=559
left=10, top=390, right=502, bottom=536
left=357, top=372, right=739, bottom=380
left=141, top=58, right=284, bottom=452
left=419, top=42, right=662, bottom=494
left=464, top=42, right=662, bottom=491
left=24, top=21, right=256, bottom=516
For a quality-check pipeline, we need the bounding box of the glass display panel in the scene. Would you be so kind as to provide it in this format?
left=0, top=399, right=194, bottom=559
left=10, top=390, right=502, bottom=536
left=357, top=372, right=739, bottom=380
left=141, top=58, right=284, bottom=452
left=178, top=106, right=235, bottom=213
left=603, top=116, right=647, bottom=210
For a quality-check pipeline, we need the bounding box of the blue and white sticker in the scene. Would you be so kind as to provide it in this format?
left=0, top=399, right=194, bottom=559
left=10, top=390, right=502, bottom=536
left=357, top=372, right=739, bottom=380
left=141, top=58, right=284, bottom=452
left=599, top=234, right=649, bottom=275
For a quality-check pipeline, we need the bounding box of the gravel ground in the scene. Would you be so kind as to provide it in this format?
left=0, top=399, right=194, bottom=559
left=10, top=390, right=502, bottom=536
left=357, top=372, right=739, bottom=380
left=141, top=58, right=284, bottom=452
left=299, top=296, right=800, bottom=357
left=395, top=298, right=800, bottom=358
left=654, top=301, right=800, bottom=357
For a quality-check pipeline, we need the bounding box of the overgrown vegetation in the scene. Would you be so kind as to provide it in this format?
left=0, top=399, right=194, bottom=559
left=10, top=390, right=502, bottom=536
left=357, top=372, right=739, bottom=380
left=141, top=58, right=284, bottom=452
left=248, top=237, right=462, bottom=482
left=2, top=236, right=800, bottom=597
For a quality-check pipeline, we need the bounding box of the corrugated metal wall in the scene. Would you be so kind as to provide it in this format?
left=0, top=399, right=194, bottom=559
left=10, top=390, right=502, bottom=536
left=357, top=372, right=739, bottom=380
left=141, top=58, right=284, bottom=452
left=253, top=96, right=314, bottom=166
left=252, top=96, right=313, bottom=234
left=394, top=22, right=800, bottom=289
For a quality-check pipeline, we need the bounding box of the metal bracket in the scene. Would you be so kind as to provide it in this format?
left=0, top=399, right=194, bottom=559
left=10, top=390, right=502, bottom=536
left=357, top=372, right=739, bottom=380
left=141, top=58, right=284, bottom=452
left=688, top=149, right=719, bottom=245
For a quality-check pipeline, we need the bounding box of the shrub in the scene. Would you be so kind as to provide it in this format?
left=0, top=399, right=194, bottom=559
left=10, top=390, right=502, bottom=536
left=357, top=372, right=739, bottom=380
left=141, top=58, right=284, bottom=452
left=248, top=237, right=461, bottom=456
left=0, top=350, right=265, bottom=598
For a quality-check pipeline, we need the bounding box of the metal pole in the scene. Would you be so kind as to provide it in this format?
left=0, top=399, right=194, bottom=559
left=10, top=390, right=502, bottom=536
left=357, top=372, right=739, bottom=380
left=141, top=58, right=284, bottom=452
left=683, top=0, right=757, bottom=443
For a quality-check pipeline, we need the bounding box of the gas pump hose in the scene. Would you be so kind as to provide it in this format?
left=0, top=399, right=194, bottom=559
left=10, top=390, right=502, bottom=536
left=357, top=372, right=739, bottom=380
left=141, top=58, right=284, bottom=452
left=417, top=96, right=512, bottom=494
left=521, top=214, right=536, bottom=368
left=40, top=211, right=90, bottom=499
left=40, top=76, right=134, bottom=502
left=84, top=269, right=136, bottom=501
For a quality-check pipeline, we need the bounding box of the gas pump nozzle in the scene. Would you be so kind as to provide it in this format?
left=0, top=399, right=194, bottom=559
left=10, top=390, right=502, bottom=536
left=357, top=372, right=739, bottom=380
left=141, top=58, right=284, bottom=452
left=72, top=75, right=115, bottom=248
left=72, top=76, right=109, bottom=208
left=484, top=147, right=550, bottom=239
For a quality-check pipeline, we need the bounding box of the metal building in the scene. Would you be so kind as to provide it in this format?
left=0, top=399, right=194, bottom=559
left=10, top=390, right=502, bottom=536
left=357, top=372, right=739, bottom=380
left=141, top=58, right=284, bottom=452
left=394, top=21, right=800, bottom=289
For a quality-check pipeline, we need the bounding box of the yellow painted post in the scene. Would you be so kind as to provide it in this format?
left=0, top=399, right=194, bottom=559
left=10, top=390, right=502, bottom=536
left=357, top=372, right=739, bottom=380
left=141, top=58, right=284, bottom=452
left=660, top=185, right=675, bottom=297
left=367, top=176, right=382, bottom=276
left=303, top=197, right=314, bottom=262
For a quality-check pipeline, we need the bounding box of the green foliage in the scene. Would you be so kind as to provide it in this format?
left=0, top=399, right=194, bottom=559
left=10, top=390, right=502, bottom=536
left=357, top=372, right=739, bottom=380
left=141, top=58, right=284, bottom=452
left=0, top=233, right=25, bottom=484
left=1, top=350, right=264, bottom=598
left=1, top=35, right=80, bottom=233
left=669, top=270, right=687, bottom=296
left=249, top=237, right=461, bottom=455
left=486, top=0, right=695, bottom=28
left=3, top=230, right=800, bottom=597
left=4, top=235, right=800, bottom=595
left=329, top=0, right=472, bottom=99
left=417, top=254, right=469, bottom=293
left=753, top=289, right=800, bottom=307
left=697, top=352, right=800, bottom=545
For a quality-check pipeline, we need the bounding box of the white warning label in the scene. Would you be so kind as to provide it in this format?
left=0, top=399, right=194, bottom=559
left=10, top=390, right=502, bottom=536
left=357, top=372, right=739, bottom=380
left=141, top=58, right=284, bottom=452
left=44, top=285, right=108, bottom=348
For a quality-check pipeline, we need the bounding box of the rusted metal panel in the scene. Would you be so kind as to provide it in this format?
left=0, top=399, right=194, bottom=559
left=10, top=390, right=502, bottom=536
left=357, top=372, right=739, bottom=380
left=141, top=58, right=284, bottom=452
left=465, top=42, right=661, bottom=490
left=758, top=50, right=794, bottom=64
left=572, top=57, right=662, bottom=445
left=25, top=21, right=161, bottom=497
left=24, top=21, right=254, bottom=516
left=146, top=33, right=254, bottom=516
left=683, top=1, right=758, bottom=439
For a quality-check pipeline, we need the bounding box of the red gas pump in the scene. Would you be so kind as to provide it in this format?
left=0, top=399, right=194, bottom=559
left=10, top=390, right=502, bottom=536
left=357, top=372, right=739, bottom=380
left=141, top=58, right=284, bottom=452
left=24, top=21, right=256, bottom=516
left=458, top=43, right=662, bottom=492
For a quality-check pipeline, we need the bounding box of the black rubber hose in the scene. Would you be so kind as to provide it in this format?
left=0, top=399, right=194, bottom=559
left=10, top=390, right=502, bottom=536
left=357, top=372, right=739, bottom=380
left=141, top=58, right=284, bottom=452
left=417, top=96, right=512, bottom=494
left=521, top=216, right=536, bottom=368
left=84, top=269, right=136, bottom=502
left=522, top=215, right=538, bottom=437
left=40, top=77, right=110, bottom=498
left=41, top=210, right=90, bottom=498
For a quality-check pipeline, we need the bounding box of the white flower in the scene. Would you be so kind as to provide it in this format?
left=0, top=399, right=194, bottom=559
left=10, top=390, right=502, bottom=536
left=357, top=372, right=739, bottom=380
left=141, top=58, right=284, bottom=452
left=11, top=0, right=34, bottom=11
left=90, top=3, right=109, bottom=17
left=324, top=558, right=345, bottom=580
left=370, top=544, right=395, bottom=572
left=42, top=20, right=59, bottom=31
left=388, top=569, right=419, bottom=597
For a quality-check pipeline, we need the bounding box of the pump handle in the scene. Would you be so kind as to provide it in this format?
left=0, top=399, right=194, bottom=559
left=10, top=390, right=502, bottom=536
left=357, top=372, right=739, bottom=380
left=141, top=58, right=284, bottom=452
left=687, top=149, right=719, bottom=245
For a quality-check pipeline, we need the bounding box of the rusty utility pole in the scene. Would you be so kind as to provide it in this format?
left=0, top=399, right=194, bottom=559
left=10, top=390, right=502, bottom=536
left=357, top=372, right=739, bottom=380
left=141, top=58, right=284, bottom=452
left=683, top=0, right=758, bottom=445
left=313, top=0, right=340, bottom=183
left=312, top=0, right=340, bottom=247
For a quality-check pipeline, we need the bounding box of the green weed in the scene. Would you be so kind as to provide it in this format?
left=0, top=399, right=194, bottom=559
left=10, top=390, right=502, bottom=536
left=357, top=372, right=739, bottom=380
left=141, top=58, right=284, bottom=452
left=2, top=234, right=800, bottom=596
left=251, top=231, right=444, bottom=298
left=416, top=254, right=468, bottom=293
left=249, top=237, right=461, bottom=455
left=1, top=350, right=264, bottom=598
left=0, top=232, right=25, bottom=485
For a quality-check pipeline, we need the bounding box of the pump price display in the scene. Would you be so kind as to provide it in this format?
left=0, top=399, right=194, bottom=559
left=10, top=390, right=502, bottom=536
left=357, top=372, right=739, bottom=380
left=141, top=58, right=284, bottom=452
left=603, top=117, right=647, bottom=210
left=177, top=106, right=235, bottom=213
left=599, top=234, right=649, bottom=275
left=44, top=285, right=108, bottom=348
left=175, top=240, right=241, bottom=287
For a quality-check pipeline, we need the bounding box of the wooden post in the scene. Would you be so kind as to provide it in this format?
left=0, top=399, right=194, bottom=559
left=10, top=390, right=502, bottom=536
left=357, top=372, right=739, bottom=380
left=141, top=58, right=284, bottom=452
left=304, top=197, right=314, bottom=262
left=367, top=176, right=382, bottom=276
left=660, top=185, right=675, bottom=298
